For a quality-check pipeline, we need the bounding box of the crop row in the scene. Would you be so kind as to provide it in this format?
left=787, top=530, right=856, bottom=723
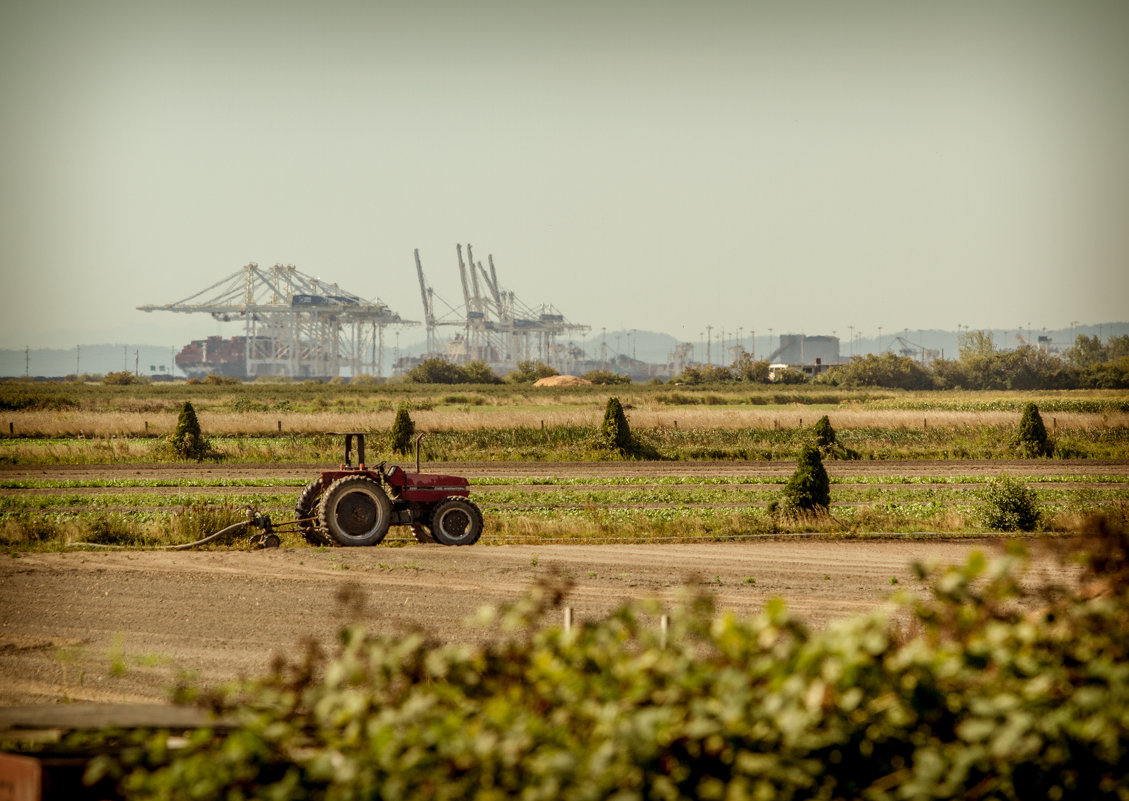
left=2, top=421, right=1128, bottom=463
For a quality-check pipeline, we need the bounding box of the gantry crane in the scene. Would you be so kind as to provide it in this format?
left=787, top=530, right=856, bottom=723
left=414, top=245, right=589, bottom=371
left=139, top=263, right=416, bottom=379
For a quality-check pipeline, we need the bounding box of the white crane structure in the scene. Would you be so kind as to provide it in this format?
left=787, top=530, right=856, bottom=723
left=139, top=263, right=416, bottom=379
left=415, top=244, right=590, bottom=372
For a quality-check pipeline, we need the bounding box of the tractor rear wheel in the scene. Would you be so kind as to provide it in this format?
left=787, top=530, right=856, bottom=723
left=317, top=476, right=393, bottom=546
left=429, top=498, right=483, bottom=546
left=295, top=480, right=331, bottom=545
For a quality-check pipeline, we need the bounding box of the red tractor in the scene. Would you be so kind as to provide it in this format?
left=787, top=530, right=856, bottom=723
left=294, top=433, right=482, bottom=547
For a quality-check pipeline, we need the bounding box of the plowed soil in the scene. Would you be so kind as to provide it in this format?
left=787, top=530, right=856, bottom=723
left=1, top=459, right=1116, bottom=709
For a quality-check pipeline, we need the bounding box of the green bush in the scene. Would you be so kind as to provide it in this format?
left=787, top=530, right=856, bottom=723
left=507, top=361, right=559, bottom=384
left=390, top=404, right=415, bottom=455
left=168, top=401, right=209, bottom=461
left=783, top=444, right=831, bottom=512
left=1017, top=402, right=1052, bottom=457
left=405, top=358, right=467, bottom=384
left=813, top=414, right=836, bottom=447
left=596, top=396, right=633, bottom=455
left=582, top=369, right=631, bottom=385
left=102, top=371, right=143, bottom=386
left=978, top=475, right=1041, bottom=531
left=462, top=360, right=503, bottom=385
left=85, top=525, right=1129, bottom=801
left=822, top=353, right=934, bottom=389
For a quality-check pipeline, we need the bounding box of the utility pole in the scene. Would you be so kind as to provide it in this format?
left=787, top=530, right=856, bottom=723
left=25, top=346, right=29, bottom=377
left=135, top=350, right=140, bottom=377
left=76, top=345, right=80, bottom=376
left=751, top=329, right=755, bottom=360
left=848, top=325, right=854, bottom=358
left=706, top=325, right=713, bottom=366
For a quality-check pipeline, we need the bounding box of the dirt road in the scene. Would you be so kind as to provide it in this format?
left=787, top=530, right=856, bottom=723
left=0, top=538, right=1078, bottom=707
left=3, top=458, right=1127, bottom=482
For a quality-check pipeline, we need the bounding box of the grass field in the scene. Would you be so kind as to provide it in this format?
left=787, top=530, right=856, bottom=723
left=2, top=382, right=1127, bottom=463
left=2, top=471, right=1126, bottom=550
left=1, top=381, right=1125, bottom=547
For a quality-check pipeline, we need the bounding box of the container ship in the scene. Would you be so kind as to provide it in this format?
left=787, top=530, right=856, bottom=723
left=174, top=336, right=249, bottom=379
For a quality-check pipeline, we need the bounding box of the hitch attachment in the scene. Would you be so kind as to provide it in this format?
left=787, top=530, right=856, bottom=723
left=244, top=506, right=280, bottom=549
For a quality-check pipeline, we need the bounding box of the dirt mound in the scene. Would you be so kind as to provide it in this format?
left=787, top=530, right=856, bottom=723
left=533, top=375, right=593, bottom=387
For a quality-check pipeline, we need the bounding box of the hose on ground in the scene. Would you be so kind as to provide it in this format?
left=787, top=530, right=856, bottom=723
left=67, top=521, right=250, bottom=551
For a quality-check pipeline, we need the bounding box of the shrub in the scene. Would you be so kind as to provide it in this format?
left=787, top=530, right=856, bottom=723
left=507, top=361, right=559, bottom=384
left=813, top=414, right=836, bottom=447
left=168, top=401, right=209, bottom=461
left=596, top=396, right=633, bottom=455
left=405, top=358, right=467, bottom=384
left=978, top=475, right=1041, bottom=531
left=771, top=366, right=808, bottom=384
left=1017, top=402, right=1052, bottom=457
left=582, top=369, right=631, bottom=385
left=390, top=404, right=415, bottom=455
left=102, top=371, right=142, bottom=386
left=462, top=360, right=503, bottom=385
left=823, top=353, right=934, bottom=390
left=783, top=444, right=830, bottom=512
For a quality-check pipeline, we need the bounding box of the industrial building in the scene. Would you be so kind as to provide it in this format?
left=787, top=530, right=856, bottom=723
left=765, top=334, right=842, bottom=377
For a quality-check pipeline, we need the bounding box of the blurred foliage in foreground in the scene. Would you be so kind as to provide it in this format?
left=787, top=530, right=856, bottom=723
left=70, top=517, right=1129, bottom=799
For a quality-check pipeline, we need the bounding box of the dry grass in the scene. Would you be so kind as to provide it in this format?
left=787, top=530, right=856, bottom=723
left=3, top=407, right=1125, bottom=438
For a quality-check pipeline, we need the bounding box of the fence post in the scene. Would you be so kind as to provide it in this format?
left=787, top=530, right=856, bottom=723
left=660, top=614, right=669, bottom=649
left=277, top=420, right=282, bottom=433
left=564, top=607, right=573, bottom=635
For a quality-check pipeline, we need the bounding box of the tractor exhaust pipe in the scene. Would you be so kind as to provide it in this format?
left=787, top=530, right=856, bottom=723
left=415, top=433, right=426, bottom=473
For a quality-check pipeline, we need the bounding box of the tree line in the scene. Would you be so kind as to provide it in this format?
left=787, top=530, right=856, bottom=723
left=674, top=333, right=1129, bottom=390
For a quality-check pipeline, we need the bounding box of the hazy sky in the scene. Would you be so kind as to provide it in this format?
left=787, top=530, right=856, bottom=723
left=2, top=0, right=1127, bottom=349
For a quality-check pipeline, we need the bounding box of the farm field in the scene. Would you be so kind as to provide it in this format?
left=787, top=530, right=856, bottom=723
left=3, top=383, right=1128, bottom=463
left=0, top=536, right=1084, bottom=707
left=1, top=383, right=1126, bottom=711
left=2, top=459, right=1127, bottom=546
left=0, top=458, right=1121, bottom=708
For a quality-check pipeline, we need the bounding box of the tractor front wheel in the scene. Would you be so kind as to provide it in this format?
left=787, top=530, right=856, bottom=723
left=317, top=476, right=393, bottom=546
left=430, top=498, right=483, bottom=546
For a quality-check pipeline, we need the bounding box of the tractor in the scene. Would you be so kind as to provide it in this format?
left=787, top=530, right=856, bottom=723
left=294, top=433, right=482, bottom=547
